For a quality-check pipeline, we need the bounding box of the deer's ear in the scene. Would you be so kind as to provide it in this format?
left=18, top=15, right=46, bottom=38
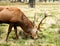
left=33, top=13, right=38, bottom=27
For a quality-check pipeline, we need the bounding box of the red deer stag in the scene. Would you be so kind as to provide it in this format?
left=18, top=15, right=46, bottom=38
left=0, top=6, right=47, bottom=41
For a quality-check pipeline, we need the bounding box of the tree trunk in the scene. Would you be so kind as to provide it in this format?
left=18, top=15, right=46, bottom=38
left=18, top=0, right=21, bottom=2
left=29, top=0, right=35, bottom=8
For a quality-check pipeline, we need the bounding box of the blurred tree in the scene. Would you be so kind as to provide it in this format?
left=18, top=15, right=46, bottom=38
left=41, top=0, right=45, bottom=2
left=23, top=0, right=25, bottom=2
left=29, top=0, right=35, bottom=8
left=18, top=0, right=21, bottom=2
left=10, top=0, right=17, bottom=3
left=53, top=0, right=54, bottom=1
left=45, top=0, right=47, bottom=2
left=39, top=0, right=47, bottom=2
left=15, top=0, right=16, bottom=2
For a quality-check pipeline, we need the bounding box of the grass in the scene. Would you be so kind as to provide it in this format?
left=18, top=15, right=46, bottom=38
left=0, top=16, right=60, bottom=46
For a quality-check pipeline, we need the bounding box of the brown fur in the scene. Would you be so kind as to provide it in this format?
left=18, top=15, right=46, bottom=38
left=0, top=6, right=47, bottom=41
left=0, top=6, right=34, bottom=41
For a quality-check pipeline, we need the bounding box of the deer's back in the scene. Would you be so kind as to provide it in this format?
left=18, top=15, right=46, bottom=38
left=0, top=7, right=22, bottom=23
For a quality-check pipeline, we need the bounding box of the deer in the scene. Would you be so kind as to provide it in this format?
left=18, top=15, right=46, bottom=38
left=0, top=6, right=47, bottom=41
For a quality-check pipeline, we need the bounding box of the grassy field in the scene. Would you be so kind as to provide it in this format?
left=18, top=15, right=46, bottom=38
left=0, top=2, right=60, bottom=46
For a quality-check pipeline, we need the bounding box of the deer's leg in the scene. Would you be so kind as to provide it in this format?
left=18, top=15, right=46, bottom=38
left=6, top=24, right=12, bottom=41
left=14, top=25, right=19, bottom=39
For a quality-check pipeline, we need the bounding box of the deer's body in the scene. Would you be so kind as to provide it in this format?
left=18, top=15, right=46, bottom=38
left=0, top=6, right=47, bottom=41
left=0, top=7, right=33, bottom=28
left=0, top=6, right=36, bottom=41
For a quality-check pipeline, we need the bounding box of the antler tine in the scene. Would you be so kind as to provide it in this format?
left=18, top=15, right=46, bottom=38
left=37, top=12, right=47, bottom=31
left=33, top=12, right=38, bottom=27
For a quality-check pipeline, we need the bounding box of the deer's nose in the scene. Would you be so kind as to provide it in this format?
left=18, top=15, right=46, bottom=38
left=34, top=36, right=38, bottom=39
left=31, top=35, right=38, bottom=39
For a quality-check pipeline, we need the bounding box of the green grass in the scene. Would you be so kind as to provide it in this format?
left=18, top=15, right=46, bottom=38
left=0, top=17, right=60, bottom=46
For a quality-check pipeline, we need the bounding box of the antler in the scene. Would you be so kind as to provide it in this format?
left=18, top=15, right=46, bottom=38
left=33, top=13, right=38, bottom=27
left=37, top=13, right=47, bottom=31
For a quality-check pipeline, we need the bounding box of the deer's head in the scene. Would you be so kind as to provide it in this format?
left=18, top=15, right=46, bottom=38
left=20, top=12, right=47, bottom=39
left=29, top=13, right=47, bottom=39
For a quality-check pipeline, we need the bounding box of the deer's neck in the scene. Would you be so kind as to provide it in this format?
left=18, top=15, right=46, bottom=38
left=19, top=14, right=34, bottom=32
